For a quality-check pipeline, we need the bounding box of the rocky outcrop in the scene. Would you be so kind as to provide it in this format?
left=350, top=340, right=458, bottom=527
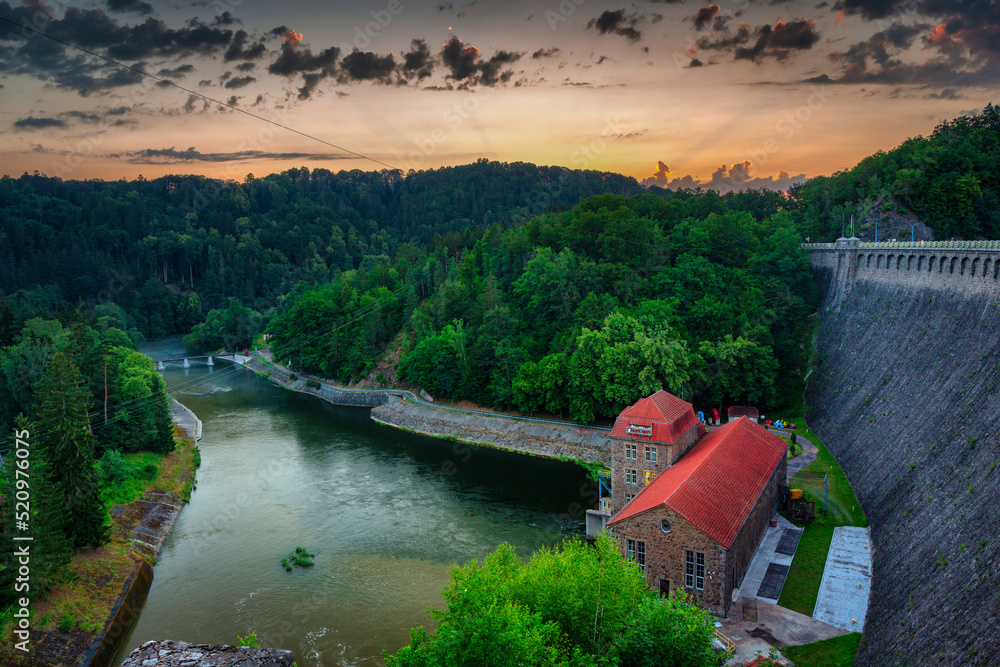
left=119, top=640, right=294, bottom=667
left=371, top=397, right=612, bottom=465
left=806, top=258, right=1000, bottom=665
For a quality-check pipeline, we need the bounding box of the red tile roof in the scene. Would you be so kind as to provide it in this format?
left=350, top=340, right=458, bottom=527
left=609, top=390, right=702, bottom=444
left=608, top=417, right=787, bottom=548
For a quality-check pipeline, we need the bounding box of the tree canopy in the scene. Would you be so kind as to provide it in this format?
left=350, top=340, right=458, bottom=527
left=385, top=535, right=723, bottom=667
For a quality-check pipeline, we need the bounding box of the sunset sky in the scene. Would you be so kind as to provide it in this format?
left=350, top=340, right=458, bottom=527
left=0, top=0, right=997, bottom=190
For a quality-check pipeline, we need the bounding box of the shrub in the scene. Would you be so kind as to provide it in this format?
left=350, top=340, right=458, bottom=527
left=98, top=450, right=130, bottom=485
left=138, top=463, right=159, bottom=480
left=306, top=379, right=321, bottom=389
left=58, top=613, right=74, bottom=632
left=281, top=546, right=316, bottom=571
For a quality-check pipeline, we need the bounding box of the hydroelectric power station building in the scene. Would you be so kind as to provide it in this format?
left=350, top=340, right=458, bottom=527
left=597, top=390, right=788, bottom=617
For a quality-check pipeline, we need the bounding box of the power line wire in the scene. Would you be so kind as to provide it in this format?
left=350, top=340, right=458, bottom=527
left=0, top=15, right=403, bottom=173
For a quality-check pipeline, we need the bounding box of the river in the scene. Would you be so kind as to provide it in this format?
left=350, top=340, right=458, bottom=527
left=119, top=342, right=596, bottom=666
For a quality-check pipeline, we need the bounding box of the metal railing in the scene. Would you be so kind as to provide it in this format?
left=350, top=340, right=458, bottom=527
left=803, top=240, right=1000, bottom=250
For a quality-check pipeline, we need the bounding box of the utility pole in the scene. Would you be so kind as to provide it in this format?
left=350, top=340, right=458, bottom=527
left=104, top=353, right=109, bottom=425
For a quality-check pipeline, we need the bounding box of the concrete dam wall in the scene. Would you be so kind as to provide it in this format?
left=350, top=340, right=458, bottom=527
left=805, top=241, right=1000, bottom=666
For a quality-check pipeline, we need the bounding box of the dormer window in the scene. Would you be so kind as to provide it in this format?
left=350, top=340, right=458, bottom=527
left=626, top=423, right=652, bottom=438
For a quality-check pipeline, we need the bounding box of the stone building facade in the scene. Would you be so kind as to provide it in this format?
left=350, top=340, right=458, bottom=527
left=607, top=408, right=787, bottom=617
left=608, top=390, right=705, bottom=514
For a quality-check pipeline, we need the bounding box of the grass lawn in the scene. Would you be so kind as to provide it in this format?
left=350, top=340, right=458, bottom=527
left=777, top=416, right=866, bottom=614
left=783, top=633, right=862, bottom=667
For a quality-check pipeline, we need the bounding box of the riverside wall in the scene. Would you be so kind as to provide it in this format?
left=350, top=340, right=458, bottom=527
left=371, top=397, right=612, bottom=466
left=805, top=243, right=1000, bottom=665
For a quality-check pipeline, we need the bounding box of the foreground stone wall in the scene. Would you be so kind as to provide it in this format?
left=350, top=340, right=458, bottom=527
left=806, top=263, right=1000, bottom=665
left=120, top=640, right=293, bottom=667
left=371, top=397, right=612, bottom=465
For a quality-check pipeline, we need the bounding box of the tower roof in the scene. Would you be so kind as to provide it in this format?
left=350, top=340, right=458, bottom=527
left=610, top=389, right=700, bottom=444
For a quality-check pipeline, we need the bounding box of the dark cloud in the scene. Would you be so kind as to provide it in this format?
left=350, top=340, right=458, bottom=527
left=587, top=10, right=643, bottom=43
left=440, top=36, right=521, bottom=86
left=734, top=19, right=821, bottom=62
left=157, top=63, right=194, bottom=78
left=212, top=12, right=239, bottom=26
left=13, top=117, right=67, bottom=130
left=339, top=50, right=396, bottom=83
left=693, top=5, right=721, bottom=30
left=532, top=47, right=561, bottom=59
left=106, top=0, right=151, bottom=14
left=926, top=88, right=964, bottom=99
left=224, top=29, right=266, bottom=61
left=235, top=61, right=256, bottom=71
left=116, top=146, right=352, bottom=163
left=267, top=41, right=340, bottom=99
left=697, top=23, right=752, bottom=50
left=400, top=39, right=434, bottom=80
left=224, top=75, right=256, bottom=89
left=644, top=160, right=807, bottom=192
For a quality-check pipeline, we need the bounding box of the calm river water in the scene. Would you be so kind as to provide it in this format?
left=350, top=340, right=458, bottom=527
left=119, top=342, right=595, bottom=666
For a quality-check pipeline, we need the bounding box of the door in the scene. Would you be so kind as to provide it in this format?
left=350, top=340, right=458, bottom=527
left=659, top=579, right=670, bottom=598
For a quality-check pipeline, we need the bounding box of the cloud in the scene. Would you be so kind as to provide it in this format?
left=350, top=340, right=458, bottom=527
left=644, top=160, right=807, bottom=192
left=13, top=117, right=67, bottom=130
left=224, top=75, right=256, bottom=89
left=925, top=87, right=964, bottom=99
left=400, top=39, right=434, bottom=80
left=340, top=50, right=396, bottom=83
left=587, top=10, right=643, bottom=43
left=641, top=160, right=672, bottom=186
left=267, top=41, right=340, bottom=99
left=440, top=36, right=521, bottom=86
left=532, top=47, right=561, bottom=59
left=718, top=19, right=822, bottom=63
left=106, top=0, right=151, bottom=14
left=115, top=146, right=353, bottom=163
left=693, top=5, right=721, bottom=30
left=157, top=63, right=194, bottom=78
left=224, top=30, right=267, bottom=61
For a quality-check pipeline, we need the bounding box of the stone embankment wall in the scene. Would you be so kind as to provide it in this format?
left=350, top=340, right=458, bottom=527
left=120, top=640, right=293, bottom=667
left=372, top=397, right=612, bottom=465
left=243, top=357, right=388, bottom=408
left=806, top=245, right=1000, bottom=665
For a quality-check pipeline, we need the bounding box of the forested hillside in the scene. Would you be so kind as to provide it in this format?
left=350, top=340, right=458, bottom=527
left=789, top=103, right=999, bottom=241
left=267, top=191, right=819, bottom=420
left=0, top=161, right=636, bottom=339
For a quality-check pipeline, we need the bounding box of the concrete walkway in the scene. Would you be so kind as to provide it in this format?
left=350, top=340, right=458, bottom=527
left=813, top=526, right=872, bottom=632
left=739, top=515, right=800, bottom=603
left=719, top=599, right=848, bottom=666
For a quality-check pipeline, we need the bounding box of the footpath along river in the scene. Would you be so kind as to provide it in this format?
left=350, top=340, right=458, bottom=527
left=117, top=341, right=596, bottom=666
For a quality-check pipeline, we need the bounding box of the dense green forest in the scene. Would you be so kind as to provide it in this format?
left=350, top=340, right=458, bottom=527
left=0, top=309, right=175, bottom=607
left=789, top=103, right=1000, bottom=241
left=267, top=190, right=818, bottom=420
left=0, top=161, right=636, bottom=340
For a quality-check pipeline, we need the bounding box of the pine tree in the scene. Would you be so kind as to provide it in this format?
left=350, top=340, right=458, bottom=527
left=35, top=354, right=107, bottom=550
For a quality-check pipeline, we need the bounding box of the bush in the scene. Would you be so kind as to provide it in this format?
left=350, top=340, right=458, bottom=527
left=138, top=463, right=159, bottom=480
left=58, top=613, right=73, bottom=632
left=306, top=379, right=321, bottom=389
left=281, top=546, right=316, bottom=571
left=98, top=450, right=130, bottom=485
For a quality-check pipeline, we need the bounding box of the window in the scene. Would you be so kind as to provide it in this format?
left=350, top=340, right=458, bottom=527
left=645, top=471, right=656, bottom=486
left=636, top=541, right=645, bottom=572
left=625, top=493, right=635, bottom=504
left=626, top=469, right=637, bottom=484
left=627, top=539, right=636, bottom=562
left=660, top=518, right=672, bottom=534
left=685, top=551, right=705, bottom=590
left=644, top=446, right=657, bottom=464
left=624, top=443, right=637, bottom=460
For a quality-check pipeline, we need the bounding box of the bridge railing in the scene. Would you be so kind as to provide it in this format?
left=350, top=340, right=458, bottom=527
left=803, top=240, right=1000, bottom=250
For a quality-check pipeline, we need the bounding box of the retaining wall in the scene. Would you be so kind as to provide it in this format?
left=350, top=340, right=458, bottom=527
left=806, top=250, right=1000, bottom=665
left=371, top=397, right=611, bottom=465
left=81, top=558, right=154, bottom=667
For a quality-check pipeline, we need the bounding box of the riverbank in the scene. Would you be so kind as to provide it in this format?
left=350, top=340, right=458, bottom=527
left=0, top=403, right=201, bottom=667
left=242, top=353, right=611, bottom=466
